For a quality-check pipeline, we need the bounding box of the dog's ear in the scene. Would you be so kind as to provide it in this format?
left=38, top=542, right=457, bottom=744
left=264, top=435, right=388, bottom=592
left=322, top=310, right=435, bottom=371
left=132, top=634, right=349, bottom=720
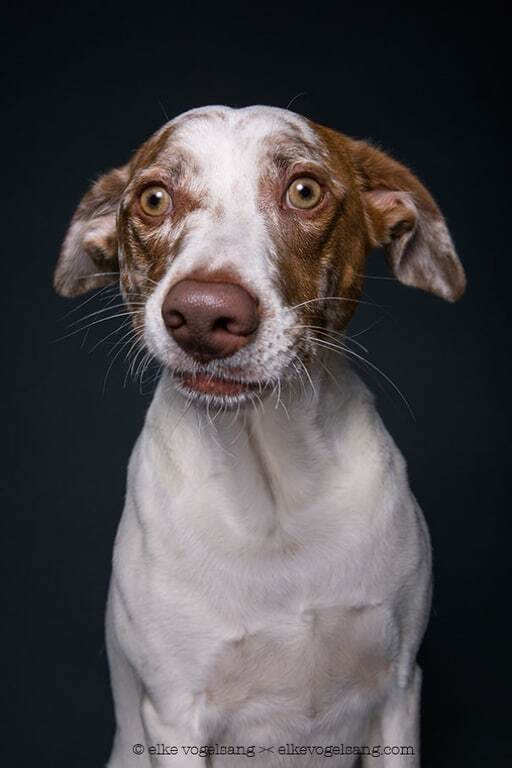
left=54, top=165, right=130, bottom=297
left=349, top=140, right=465, bottom=301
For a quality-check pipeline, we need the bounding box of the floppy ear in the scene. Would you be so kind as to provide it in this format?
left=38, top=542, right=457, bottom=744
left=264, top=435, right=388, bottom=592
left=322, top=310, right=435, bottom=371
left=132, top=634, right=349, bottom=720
left=54, top=165, right=130, bottom=297
left=349, top=140, right=466, bottom=301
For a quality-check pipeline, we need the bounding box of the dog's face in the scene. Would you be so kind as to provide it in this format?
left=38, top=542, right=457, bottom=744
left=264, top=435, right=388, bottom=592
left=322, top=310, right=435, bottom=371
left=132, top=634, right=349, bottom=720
left=55, top=106, right=465, bottom=406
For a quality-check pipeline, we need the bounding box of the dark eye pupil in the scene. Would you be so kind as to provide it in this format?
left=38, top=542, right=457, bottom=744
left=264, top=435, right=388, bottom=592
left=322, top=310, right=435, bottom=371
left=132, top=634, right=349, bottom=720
left=297, top=184, right=311, bottom=198
left=149, top=192, right=162, bottom=207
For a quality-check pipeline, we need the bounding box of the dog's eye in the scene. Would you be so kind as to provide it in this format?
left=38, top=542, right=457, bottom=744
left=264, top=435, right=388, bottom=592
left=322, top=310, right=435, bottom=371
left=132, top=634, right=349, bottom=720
left=286, top=177, right=322, bottom=210
left=139, top=186, right=171, bottom=217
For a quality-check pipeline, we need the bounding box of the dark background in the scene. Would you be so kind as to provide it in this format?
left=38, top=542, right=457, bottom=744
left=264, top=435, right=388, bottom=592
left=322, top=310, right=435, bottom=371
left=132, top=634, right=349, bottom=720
left=2, top=2, right=509, bottom=766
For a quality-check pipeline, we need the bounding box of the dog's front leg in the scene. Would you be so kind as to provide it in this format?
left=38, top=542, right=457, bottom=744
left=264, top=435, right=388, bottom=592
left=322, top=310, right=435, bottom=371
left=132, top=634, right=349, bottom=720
left=364, top=665, right=422, bottom=767
left=106, top=595, right=148, bottom=768
left=140, top=694, right=209, bottom=767
left=106, top=589, right=208, bottom=767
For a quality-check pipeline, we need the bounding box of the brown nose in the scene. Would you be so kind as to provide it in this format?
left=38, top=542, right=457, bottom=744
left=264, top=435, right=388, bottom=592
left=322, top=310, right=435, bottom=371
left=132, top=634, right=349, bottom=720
left=162, top=279, right=259, bottom=359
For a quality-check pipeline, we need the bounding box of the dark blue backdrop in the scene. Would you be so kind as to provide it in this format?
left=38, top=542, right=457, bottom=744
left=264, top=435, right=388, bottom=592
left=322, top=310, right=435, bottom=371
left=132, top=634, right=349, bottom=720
left=2, top=2, right=508, bottom=766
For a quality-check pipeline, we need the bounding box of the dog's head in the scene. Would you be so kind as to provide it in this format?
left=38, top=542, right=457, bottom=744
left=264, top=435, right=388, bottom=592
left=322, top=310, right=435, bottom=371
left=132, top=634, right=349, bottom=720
left=55, top=106, right=465, bottom=406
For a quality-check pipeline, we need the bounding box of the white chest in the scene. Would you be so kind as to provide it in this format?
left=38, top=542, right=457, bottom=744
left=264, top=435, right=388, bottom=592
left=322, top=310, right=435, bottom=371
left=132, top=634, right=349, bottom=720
left=109, top=376, right=418, bottom=744
left=112, top=486, right=399, bottom=735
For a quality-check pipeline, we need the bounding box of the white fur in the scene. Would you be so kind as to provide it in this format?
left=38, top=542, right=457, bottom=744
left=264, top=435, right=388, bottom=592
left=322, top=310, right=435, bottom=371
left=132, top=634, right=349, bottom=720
left=106, top=107, right=432, bottom=767
left=141, top=107, right=329, bottom=391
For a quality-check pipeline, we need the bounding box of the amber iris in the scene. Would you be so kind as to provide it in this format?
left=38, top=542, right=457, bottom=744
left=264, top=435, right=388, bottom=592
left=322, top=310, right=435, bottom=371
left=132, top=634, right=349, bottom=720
left=139, top=186, right=171, bottom=216
left=286, top=177, right=322, bottom=209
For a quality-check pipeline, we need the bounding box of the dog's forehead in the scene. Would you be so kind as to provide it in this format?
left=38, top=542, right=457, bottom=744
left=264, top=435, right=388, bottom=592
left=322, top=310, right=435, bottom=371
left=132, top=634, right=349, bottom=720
left=172, top=104, right=314, bottom=139
left=148, top=105, right=325, bottom=172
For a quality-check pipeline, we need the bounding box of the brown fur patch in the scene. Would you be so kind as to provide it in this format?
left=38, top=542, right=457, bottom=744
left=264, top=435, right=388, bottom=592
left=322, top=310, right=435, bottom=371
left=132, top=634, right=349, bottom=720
left=260, top=124, right=370, bottom=339
left=54, top=164, right=131, bottom=296
left=117, top=157, right=206, bottom=304
left=345, top=137, right=466, bottom=301
left=56, top=109, right=465, bottom=345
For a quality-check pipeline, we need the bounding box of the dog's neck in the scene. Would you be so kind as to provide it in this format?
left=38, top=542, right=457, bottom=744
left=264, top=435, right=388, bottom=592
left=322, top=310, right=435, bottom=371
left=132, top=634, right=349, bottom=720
left=144, top=356, right=371, bottom=530
left=151, top=355, right=356, bottom=448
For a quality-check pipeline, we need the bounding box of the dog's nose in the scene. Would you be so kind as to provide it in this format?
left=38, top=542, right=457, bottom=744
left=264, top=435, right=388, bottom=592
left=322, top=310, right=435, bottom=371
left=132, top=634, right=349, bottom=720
left=162, top=279, right=259, bottom=359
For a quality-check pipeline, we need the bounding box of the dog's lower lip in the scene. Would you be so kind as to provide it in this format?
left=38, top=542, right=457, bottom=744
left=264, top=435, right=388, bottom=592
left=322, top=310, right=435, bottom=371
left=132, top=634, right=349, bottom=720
left=175, top=372, right=260, bottom=397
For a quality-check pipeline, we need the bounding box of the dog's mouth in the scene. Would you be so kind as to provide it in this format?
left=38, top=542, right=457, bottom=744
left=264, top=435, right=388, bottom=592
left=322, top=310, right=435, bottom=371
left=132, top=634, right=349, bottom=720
left=172, top=370, right=265, bottom=402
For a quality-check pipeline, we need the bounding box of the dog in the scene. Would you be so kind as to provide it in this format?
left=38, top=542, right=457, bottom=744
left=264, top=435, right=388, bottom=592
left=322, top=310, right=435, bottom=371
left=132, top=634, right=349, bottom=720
left=54, top=106, right=465, bottom=767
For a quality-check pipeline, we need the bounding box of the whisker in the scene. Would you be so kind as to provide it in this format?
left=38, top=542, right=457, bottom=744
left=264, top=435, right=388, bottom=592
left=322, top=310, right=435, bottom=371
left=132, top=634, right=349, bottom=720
left=102, top=328, right=144, bottom=393
left=123, top=336, right=147, bottom=386
left=166, top=392, right=196, bottom=441
left=291, top=324, right=369, bottom=356
left=89, top=318, right=133, bottom=353
left=79, top=327, right=91, bottom=350
left=138, top=353, right=155, bottom=390
left=290, top=359, right=307, bottom=398
left=310, top=336, right=415, bottom=419
left=134, top=350, right=154, bottom=391
left=144, top=363, right=162, bottom=395
left=274, top=375, right=282, bottom=411
left=318, top=357, right=340, bottom=389
left=65, top=302, right=144, bottom=329
left=76, top=271, right=120, bottom=281
left=106, top=324, right=144, bottom=357
left=61, top=283, right=120, bottom=319
left=355, top=272, right=399, bottom=281
left=138, top=360, right=163, bottom=395
left=278, top=394, right=290, bottom=421
left=289, top=296, right=386, bottom=312
left=295, top=355, right=317, bottom=400
left=52, top=312, right=138, bottom=343
left=285, top=91, right=308, bottom=110
left=347, top=317, right=386, bottom=340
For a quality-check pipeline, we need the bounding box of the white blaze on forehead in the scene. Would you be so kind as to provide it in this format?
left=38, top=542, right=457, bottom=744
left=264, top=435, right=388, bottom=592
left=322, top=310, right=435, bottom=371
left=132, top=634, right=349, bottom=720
left=165, top=105, right=323, bottom=211
left=170, top=104, right=319, bottom=146
left=142, top=106, right=321, bottom=383
left=141, top=106, right=322, bottom=292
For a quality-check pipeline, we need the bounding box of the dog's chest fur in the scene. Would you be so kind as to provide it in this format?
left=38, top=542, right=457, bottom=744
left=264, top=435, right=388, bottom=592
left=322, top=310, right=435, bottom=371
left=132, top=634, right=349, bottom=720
left=110, top=369, right=419, bottom=738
